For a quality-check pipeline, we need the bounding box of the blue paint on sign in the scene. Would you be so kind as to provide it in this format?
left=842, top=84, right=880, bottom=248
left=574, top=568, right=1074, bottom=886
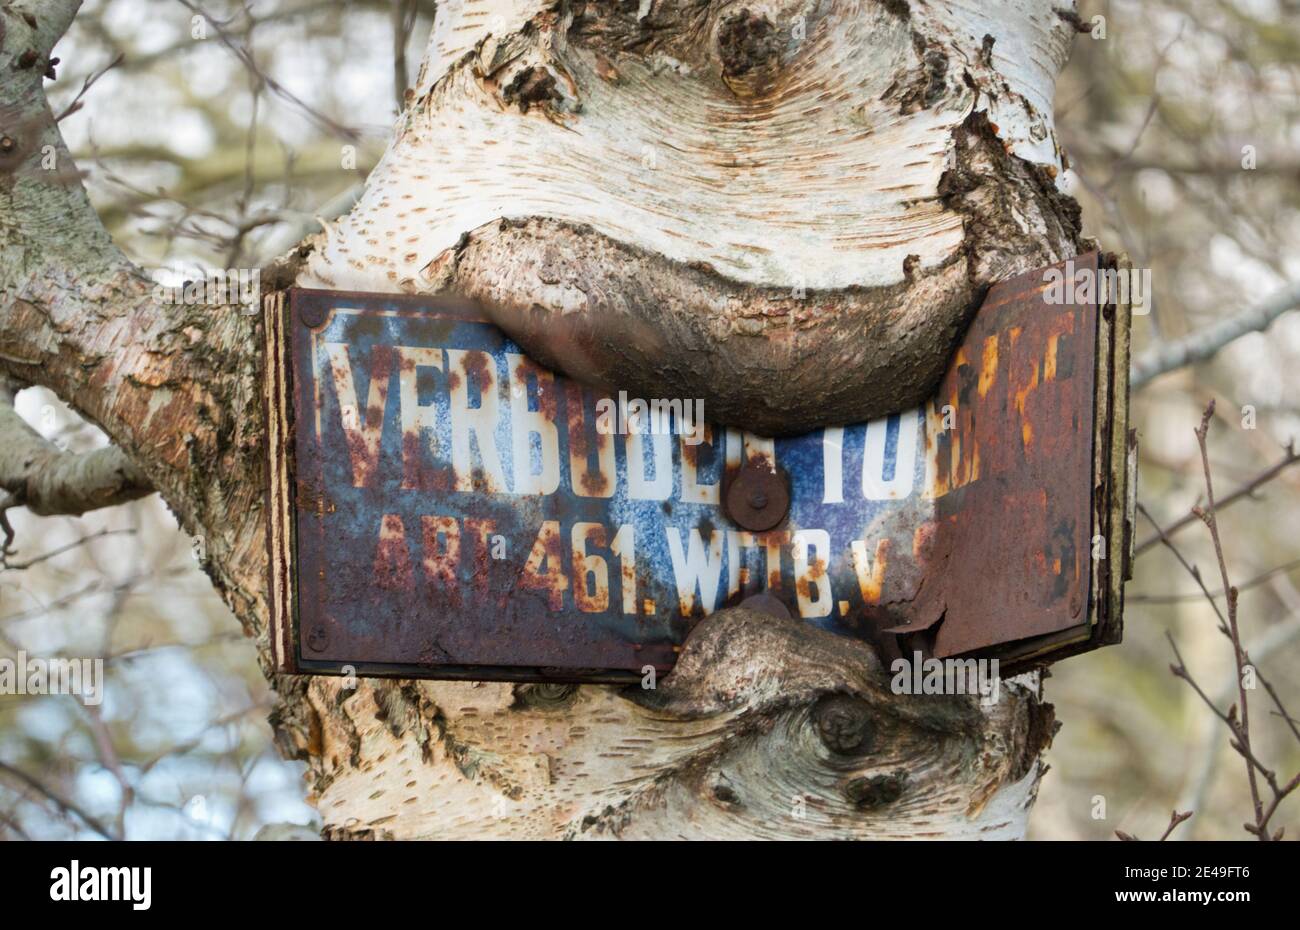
left=293, top=297, right=926, bottom=672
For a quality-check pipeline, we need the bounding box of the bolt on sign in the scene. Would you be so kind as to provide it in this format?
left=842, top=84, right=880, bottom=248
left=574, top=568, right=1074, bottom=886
left=264, top=252, right=1135, bottom=683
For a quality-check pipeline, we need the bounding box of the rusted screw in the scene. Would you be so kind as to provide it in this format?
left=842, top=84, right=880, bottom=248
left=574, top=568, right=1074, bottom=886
left=724, top=462, right=790, bottom=532
left=813, top=694, right=874, bottom=755
left=306, top=626, right=329, bottom=653
left=298, top=302, right=326, bottom=328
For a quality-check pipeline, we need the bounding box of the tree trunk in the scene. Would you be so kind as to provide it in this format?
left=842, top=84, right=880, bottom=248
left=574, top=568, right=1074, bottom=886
left=0, top=0, right=1083, bottom=839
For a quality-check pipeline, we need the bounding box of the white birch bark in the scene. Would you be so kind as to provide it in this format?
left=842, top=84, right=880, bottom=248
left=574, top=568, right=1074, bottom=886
left=299, top=0, right=1084, bottom=433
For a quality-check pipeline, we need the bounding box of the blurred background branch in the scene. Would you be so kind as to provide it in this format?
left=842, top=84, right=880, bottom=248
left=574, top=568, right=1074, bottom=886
left=990, top=0, right=1300, bottom=841
left=0, top=0, right=441, bottom=840
left=1132, top=281, right=1300, bottom=386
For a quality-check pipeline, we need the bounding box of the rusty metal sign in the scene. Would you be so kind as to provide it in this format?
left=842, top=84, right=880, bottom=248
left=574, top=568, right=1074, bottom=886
left=264, top=252, right=1133, bottom=682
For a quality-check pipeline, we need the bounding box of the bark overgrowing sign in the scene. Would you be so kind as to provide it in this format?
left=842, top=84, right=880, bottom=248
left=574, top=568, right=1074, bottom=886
left=265, top=253, right=1134, bottom=682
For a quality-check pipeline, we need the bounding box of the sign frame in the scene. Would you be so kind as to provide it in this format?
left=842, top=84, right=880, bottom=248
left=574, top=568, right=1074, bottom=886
left=263, top=253, right=1134, bottom=683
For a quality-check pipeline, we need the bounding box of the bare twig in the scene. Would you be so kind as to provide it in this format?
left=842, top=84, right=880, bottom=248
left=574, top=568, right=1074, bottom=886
left=1161, top=400, right=1300, bottom=841
left=175, top=0, right=363, bottom=142
left=1160, top=810, right=1194, bottom=840
left=0, top=761, right=118, bottom=840
left=1193, top=402, right=1264, bottom=828
left=81, top=700, right=134, bottom=838
left=0, top=580, right=103, bottom=626
left=54, top=52, right=124, bottom=122
left=1131, top=281, right=1300, bottom=387
left=0, top=806, right=31, bottom=840
left=0, top=527, right=135, bottom=571
left=1129, top=556, right=1300, bottom=603
left=1166, top=634, right=1275, bottom=787
left=1115, top=809, right=1191, bottom=842
left=1178, top=608, right=1300, bottom=826
left=1134, top=441, right=1300, bottom=557
left=392, top=0, right=420, bottom=113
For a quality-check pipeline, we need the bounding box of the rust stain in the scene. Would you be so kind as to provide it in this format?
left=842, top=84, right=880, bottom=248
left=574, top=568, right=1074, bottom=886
left=275, top=256, right=1117, bottom=681
left=373, top=514, right=415, bottom=591
left=978, top=335, right=998, bottom=398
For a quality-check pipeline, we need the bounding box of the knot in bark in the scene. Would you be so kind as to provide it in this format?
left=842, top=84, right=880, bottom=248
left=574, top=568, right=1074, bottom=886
left=716, top=8, right=783, bottom=95
left=844, top=771, right=908, bottom=810
left=514, top=682, right=578, bottom=710
left=813, top=693, right=874, bottom=755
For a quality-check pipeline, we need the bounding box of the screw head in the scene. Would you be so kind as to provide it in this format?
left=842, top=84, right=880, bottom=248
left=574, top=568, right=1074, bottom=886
left=298, top=301, right=327, bottom=329
left=724, top=461, right=790, bottom=532
left=306, top=626, right=329, bottom=653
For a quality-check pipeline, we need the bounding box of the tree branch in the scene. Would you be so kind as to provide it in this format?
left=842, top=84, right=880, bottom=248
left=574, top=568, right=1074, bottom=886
left=1134, top=440, right=1300, bottom=557
left=0, top=0, right=270, bottom=636
left=0, top=760, right=118, bottom=840
left=1153, top=401, right=1300, bottom=841
left=1129, top=555, right=1300, bottom=603
left=175, top=0, right=362, bottom=142
left=0, top=526, right=134, bottom=570
left=391, top=0, right=419, bottom=114
left=1131, top=281, right=1300, bottom=387
left=0, top=386, right=152, bottom=520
